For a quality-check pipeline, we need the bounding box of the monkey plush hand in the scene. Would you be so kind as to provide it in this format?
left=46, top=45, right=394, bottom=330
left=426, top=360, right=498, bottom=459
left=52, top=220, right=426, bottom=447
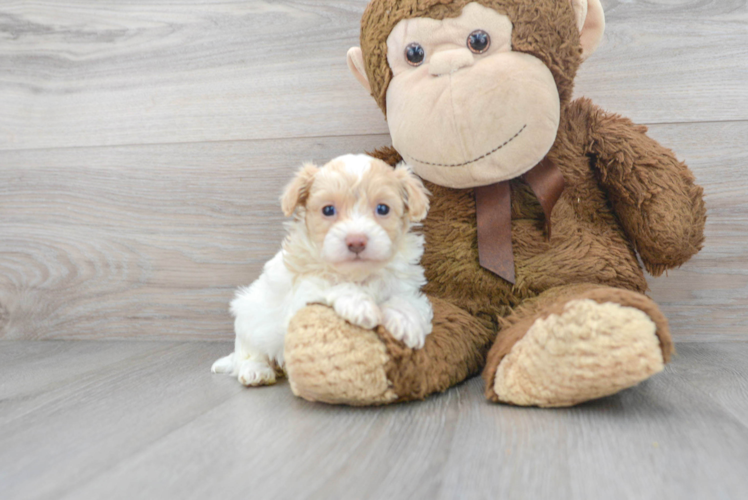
left=283, top=0, right=706, bottom=407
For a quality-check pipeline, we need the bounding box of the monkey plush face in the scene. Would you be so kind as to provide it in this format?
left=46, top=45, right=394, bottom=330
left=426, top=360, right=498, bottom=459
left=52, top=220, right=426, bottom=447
left=348, top=0, right=605, bottom=189
left=384, top=3, right=559, bottom=187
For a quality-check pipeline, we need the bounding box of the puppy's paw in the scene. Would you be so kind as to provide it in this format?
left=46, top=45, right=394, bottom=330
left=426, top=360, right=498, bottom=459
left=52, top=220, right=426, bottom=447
left=382, top=303, right=428, bottom=349
left=211, top=354, right=235, bottom=374
left=237, top=360, right=277, bottom=387
left=333, top=295, right=381, bottom=330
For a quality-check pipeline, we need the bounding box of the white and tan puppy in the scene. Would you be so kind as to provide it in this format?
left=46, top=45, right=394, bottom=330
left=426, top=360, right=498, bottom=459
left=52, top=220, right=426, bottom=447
left=211, top=154, right=433, bottom=386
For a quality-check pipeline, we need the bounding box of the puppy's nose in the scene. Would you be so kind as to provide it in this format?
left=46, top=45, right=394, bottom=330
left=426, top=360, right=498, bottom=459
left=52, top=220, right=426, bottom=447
left=345, top=234, right=368, bottom=255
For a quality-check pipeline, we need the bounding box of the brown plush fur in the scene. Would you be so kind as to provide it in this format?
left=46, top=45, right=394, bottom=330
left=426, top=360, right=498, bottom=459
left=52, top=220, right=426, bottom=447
left=366, top=95, right=704, bottom=401
left=284, top=0, right=706, bottom=405
left=380, top=296, right=497, bottom=401
left=370, top=97, right=703, bottom=313
left=361, top=3, right=704, bottom=403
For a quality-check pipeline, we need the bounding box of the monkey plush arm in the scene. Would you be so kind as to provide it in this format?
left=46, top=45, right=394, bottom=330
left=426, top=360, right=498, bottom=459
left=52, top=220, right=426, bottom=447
left=582, top=101, right=706, bottom=276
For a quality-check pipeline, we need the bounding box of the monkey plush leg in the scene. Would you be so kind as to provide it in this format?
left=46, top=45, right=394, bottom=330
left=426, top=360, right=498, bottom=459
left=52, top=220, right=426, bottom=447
left=284, top=296, right=496, bottom=405
left=483, top=284, right=673, bottom=407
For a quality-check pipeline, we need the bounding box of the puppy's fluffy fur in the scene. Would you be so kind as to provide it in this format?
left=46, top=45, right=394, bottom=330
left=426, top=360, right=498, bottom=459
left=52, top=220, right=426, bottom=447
left=212, top=154, right=433, bottom=386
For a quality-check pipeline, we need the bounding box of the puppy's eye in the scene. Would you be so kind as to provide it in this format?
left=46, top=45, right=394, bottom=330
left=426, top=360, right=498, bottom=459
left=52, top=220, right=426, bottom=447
left=467, top=30, right=490, bottom=54
left=405, top=43, right=425, bottom=66
left=376, top=204, right=390, bottom=216
left=322, top=205, right=336, bottom=217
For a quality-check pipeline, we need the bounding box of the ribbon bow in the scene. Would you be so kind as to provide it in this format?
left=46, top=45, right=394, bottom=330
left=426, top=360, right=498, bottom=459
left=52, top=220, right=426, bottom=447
left=474, top=157, right=565, bottom=284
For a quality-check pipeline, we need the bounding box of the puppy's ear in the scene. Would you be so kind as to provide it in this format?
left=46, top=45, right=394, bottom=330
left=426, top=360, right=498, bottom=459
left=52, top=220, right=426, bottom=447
left=281, top=163, right=318, bottom=216
left=395, top=163, right=430, bottom=222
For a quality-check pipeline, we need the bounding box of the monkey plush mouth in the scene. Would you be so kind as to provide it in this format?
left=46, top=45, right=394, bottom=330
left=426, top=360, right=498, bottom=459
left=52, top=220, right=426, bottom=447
left=405, top=124, right=527, bottom=168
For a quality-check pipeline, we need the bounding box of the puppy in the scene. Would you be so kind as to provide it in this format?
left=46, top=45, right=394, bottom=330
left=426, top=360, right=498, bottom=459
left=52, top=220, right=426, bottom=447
left=211, top=154, right=433, bottom=386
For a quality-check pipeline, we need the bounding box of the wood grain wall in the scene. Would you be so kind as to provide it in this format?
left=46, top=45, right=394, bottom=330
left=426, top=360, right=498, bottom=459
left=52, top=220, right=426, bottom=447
left=1, top=0, right=746, bottom=341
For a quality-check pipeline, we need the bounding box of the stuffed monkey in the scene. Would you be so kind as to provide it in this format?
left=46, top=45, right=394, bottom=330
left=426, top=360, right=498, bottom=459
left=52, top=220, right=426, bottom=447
left=282, top=0, right=706, bottom=407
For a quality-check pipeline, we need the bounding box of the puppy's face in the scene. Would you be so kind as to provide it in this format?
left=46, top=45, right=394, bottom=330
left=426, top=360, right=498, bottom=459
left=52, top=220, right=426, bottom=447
left=281, top=154, right=429, bottom=271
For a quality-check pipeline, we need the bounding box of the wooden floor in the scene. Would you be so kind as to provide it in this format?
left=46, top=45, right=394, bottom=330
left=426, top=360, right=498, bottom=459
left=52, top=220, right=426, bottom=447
left=1, top=1, right=747, bottom=499
left=0, top=340, right=747, bottom=500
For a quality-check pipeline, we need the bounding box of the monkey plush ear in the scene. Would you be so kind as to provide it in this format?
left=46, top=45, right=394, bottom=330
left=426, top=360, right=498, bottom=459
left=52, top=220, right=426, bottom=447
left=280, top=163, right=318, bottom=217
left=571, top=0, right=606, bottom=60
left=347, top=47, right=372, bottom=94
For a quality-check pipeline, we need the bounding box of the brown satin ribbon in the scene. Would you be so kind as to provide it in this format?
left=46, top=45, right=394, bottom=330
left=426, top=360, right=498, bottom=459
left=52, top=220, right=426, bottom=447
left=474, top=157, right=565, bottom=284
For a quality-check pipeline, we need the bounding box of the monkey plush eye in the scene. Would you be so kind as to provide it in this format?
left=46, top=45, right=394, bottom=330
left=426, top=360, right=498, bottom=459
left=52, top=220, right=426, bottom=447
left=404, top=43, right=425, bottom=66
left=322, top=205, right=336, bottom=217
left=376, top=204, right=390, bottom=216
left=467, top=30, right=491, bottom=54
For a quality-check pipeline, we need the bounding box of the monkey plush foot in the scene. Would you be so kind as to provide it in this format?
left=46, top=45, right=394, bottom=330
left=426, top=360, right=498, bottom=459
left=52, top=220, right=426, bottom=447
left=487, top=293, right=669, bottom=408
left=285, top=297, right=496, bottom=406
left=284, top=304, right=398, bottom=406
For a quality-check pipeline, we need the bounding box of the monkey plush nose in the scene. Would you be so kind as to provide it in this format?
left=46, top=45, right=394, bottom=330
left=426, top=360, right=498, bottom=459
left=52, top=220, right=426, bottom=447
left=346, top=235, right=368, bottom=255
left=429, top=48, right=474, bottom=76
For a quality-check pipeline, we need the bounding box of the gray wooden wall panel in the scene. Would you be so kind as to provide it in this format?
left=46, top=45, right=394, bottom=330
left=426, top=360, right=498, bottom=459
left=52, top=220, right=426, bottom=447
left=645, top=121, right=748, bottom=339
left=573, top=0, right=748, bottom=125
left=1, top=122, right=745, bottom=341
left=1, top=0, right=746, bottom=151
left=0, top=0, right=745, bottom=341
left=0, top=134, right=392, bottom=340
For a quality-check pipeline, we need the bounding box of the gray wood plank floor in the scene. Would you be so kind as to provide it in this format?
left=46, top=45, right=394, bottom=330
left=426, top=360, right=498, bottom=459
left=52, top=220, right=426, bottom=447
left=1, top=340, right=747, bottom=500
